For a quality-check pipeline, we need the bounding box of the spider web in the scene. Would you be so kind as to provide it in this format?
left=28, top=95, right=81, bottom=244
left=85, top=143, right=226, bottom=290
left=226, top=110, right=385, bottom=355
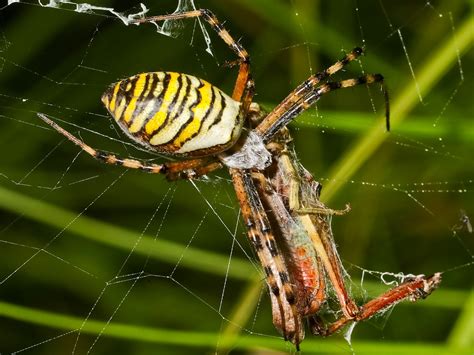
left=0, top=0, right=472, bottom=354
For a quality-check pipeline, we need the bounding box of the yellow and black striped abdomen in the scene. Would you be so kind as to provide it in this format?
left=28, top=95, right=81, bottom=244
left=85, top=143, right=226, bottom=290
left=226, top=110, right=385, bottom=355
left=101, top=72, right=243, bottom=157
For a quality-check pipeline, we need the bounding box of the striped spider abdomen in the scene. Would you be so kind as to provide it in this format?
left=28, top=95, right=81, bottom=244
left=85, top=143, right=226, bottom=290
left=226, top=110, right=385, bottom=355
left=101, top=71, right=243, bottom=157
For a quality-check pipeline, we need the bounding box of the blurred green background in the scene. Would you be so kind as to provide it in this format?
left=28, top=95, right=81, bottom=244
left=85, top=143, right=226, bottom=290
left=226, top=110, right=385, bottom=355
left=0, top=0, right=472, bottom=354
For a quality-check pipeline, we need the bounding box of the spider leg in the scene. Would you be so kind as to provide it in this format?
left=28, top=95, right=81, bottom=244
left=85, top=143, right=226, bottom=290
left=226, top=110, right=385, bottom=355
left=257, top=73, right=389, bottom=142
left=131, top=9, right=252, bottom=104
left=256, top=47, right=363, bottom=136
left=38, top=113, right=221, bottom=179
left=230, top=168, right=304, bottom=347
left=166, top=161, right=223, bottom=181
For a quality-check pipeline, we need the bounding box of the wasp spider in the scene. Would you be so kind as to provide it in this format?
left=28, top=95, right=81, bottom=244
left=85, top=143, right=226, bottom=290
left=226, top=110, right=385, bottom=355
left=38, top=9, right=440, bottom=349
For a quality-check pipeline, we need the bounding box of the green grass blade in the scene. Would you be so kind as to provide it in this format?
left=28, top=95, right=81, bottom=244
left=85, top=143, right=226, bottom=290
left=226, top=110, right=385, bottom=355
left=292, top=111, right=474, bottom=143
left=0, top=185, right=256, bottom=281
left=223, top=0, right=398, bottom=79
left=448, top=289, right=474, bottom=348
left=216, top=278, right=263, bottom=354
left=0, top=186, right=468, bottom=309
left=0, top=300, right=467, bottom=353
left=0, top=185, right=466, bottom=309
left=320, top=14, right=474, bottom=203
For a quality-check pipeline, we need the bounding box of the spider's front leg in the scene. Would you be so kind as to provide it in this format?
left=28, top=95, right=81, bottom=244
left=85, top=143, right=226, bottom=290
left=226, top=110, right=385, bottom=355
left=256, top=48, right=390, bottom=142
left=230, top=168, right=305, bottom=348
left=131, top=9, right=253, bottom=106
left=37, top=113, right=222, bottom=181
